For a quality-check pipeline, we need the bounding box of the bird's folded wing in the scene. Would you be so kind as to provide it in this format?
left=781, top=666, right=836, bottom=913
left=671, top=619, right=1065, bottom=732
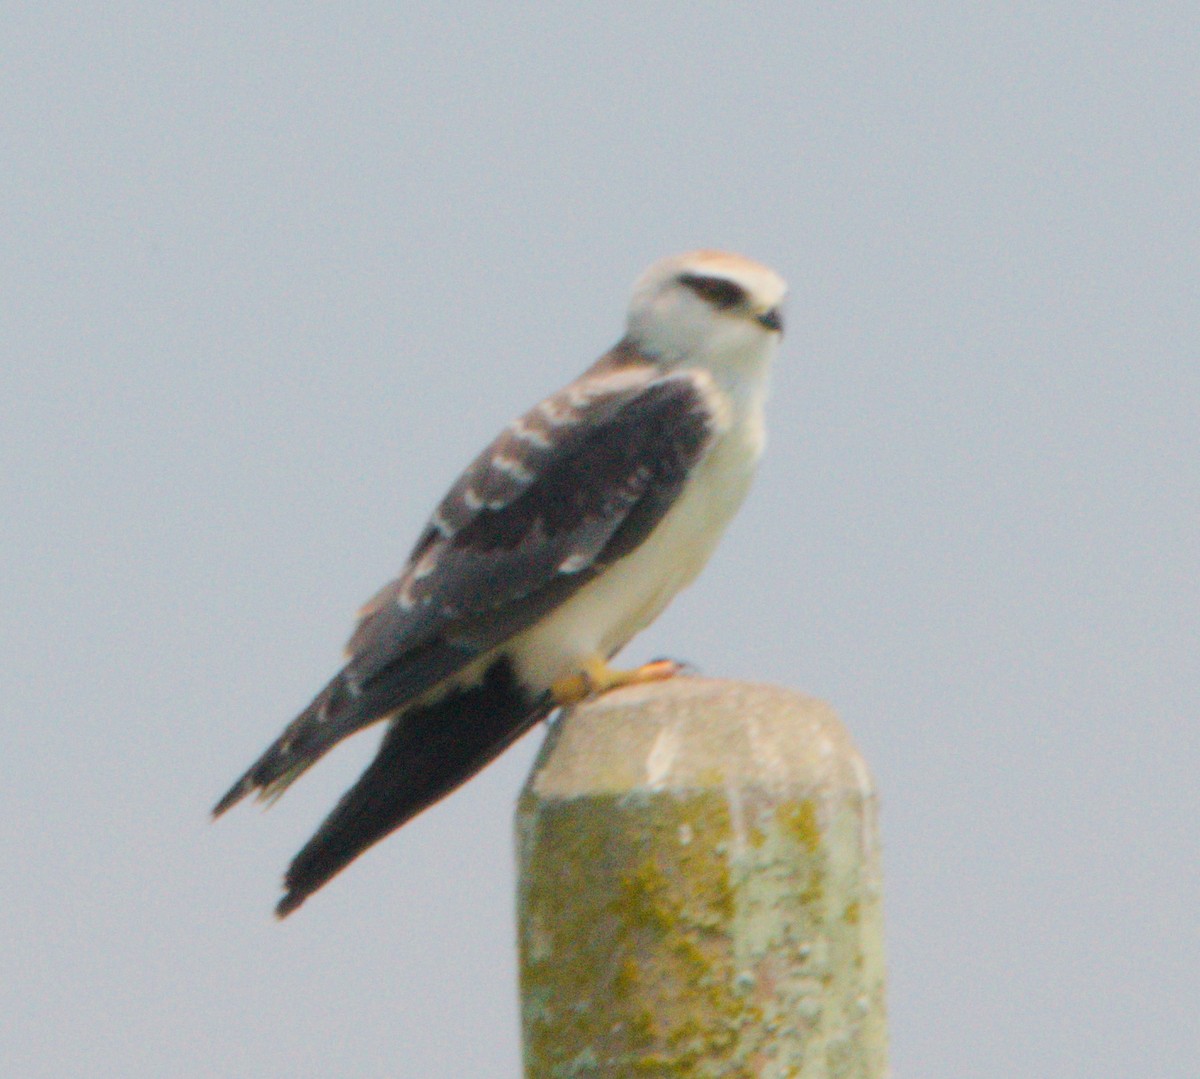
left=344, top=366, right=717, bottom=690
left=212, top=365, right=716, bottom=821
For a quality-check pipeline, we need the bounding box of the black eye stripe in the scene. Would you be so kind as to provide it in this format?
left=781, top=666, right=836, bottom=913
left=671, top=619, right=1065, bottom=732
left=678, top=273, right=747, bottom=310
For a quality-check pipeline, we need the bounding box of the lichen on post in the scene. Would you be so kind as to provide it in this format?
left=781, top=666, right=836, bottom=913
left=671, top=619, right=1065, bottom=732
left=516, top=678, right=887, bottom=1079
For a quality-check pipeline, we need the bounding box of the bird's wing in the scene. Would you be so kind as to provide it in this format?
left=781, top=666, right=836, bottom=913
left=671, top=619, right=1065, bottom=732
left=213, top=361, right=717, bottom=817
left=344, top=363, right=715, bottom=687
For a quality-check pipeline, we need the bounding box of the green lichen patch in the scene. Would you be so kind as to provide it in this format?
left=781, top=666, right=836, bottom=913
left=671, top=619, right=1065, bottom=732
left=519, top=791, right=768, bottom=1076
left=777, top=798, right=822, bottom=854
left=518, top=778, right=887, bottom=1077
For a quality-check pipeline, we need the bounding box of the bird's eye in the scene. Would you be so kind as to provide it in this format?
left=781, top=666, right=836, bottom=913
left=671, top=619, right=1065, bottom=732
left=678, top=273, right=746, bottom=310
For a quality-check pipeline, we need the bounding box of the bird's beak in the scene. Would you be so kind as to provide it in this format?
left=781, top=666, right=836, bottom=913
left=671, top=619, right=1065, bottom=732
left=755, top=307, right=784, bottom=333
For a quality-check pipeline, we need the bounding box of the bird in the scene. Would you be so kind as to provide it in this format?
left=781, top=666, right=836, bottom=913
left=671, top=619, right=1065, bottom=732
left=214, top=250, right=787, bottom=917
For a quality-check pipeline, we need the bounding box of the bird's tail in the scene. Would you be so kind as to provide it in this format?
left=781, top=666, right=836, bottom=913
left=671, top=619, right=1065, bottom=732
left=275, top=655, right=548, bottom=918
left=212, top=672, right=376, bottom=817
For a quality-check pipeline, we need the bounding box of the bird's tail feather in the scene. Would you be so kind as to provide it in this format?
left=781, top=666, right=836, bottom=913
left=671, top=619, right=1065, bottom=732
left=276, top=655, right=547, bottom=918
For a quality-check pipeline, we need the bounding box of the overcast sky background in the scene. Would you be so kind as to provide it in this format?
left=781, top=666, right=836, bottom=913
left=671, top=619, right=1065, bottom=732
left=3, top=6, right=1197, bottom=1077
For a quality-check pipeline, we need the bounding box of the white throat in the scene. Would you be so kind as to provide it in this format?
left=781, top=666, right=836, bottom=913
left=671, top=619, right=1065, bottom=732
left=632, top=313, right=778, bottom=412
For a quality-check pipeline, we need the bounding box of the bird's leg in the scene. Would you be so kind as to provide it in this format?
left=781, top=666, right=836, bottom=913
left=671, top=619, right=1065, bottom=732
left=551, top=655, right=684, bottom=707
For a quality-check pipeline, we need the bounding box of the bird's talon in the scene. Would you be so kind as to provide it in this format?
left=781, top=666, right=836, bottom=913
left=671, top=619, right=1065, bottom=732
left=551, top=656, right=688, bottom=707
left=648, top=655, right=699, bottom=677
left=634, top=658, right=685, bottom=682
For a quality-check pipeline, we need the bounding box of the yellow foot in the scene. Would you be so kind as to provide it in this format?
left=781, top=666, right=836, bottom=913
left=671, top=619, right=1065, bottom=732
left=551, top=656, right=683, bottom=707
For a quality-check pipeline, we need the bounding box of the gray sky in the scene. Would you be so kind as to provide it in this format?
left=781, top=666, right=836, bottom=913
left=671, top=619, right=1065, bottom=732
left=3, top=5, right=1197, bottom=1077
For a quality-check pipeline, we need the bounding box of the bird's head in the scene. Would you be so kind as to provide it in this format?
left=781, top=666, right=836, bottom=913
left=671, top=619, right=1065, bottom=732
left=625, top=251, right=788, bottom=375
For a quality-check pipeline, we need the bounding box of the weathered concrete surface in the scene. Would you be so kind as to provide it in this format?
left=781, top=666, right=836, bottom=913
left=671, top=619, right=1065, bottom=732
left=517, top=678, right=887, bottom=1079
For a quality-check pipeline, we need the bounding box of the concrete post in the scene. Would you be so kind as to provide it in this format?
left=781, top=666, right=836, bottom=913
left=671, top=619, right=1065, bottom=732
left=516, top=678, right=887, bottom=1079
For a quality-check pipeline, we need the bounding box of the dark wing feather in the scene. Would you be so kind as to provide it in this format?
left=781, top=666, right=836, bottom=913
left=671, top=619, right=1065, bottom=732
left=345, top=367, right=714, bottom=679
left=214, top=365, right=715, bottom=817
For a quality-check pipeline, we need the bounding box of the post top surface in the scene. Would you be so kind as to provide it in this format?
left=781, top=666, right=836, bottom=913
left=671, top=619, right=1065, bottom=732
left=524, top=677, right=873, bottom=801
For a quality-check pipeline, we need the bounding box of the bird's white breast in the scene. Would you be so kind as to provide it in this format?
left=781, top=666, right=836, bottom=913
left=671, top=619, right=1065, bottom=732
left=508, top=376, right=766, bottom=691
